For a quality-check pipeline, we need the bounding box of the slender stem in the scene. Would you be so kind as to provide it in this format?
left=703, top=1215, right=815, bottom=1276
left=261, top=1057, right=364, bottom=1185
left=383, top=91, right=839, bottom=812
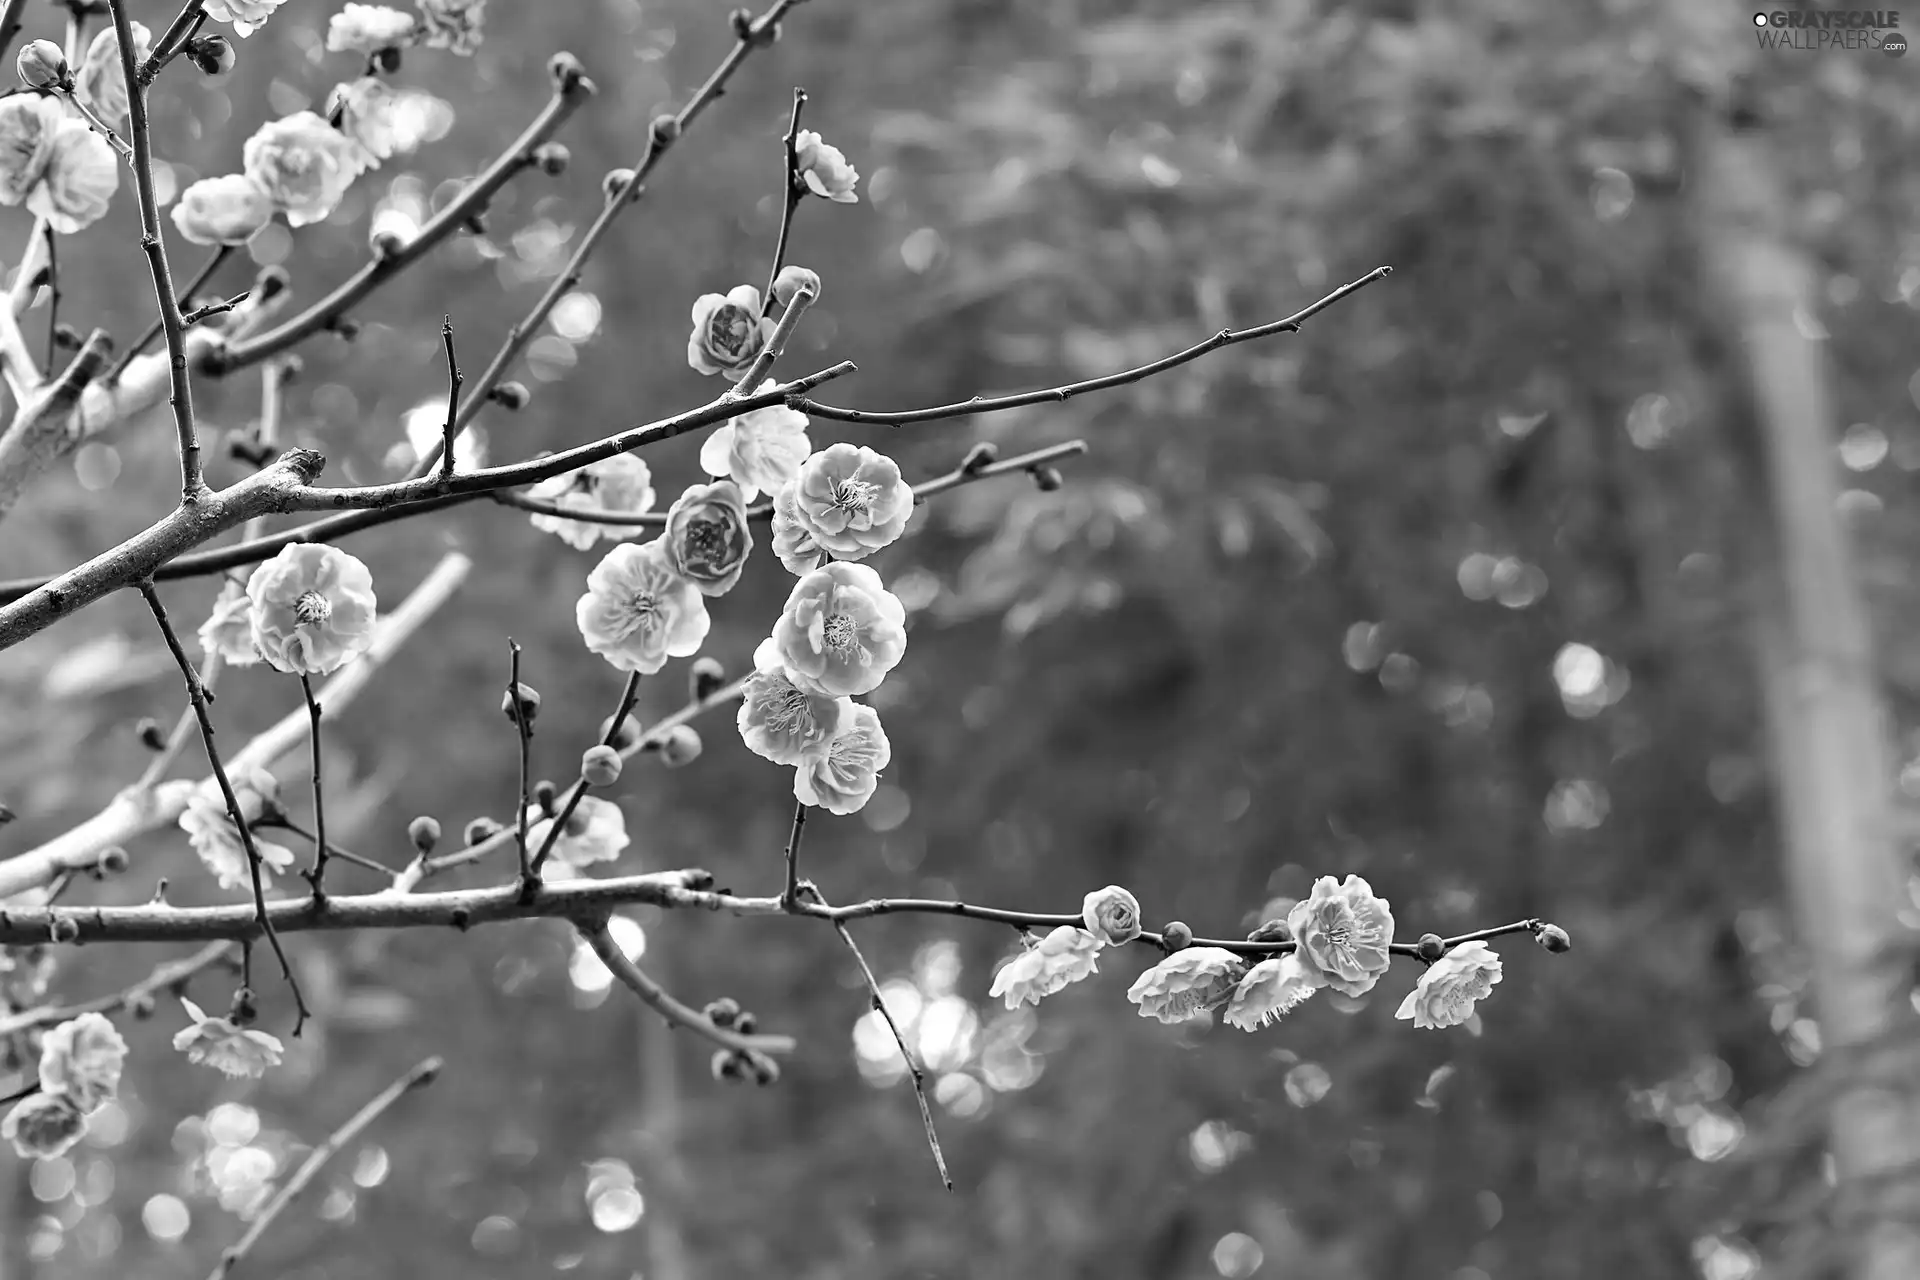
left=208, top=1056, right=442, bottom=1280
left=140, top=1, right=206, bottom=86
left=577, top=920, right=796, bottom=1055
left=106, top=244, right=232, bottom=384
left=0, top=941, right=236, bottom=1037
left=40, top=227, right=55, bottom=369
left=438, top=316, right=461, bottom=481
left=726, top=285, right=814, bottom=400
left=107, top=0, right=205, bottom=500
left=760, top=88, right=807, bottom=318
left=297, top=675, right=328, bottom=899
left=263, top=816, right=394, bottom=879
left=781, top=802, right=806, bottom=907
left=56, top=88, right=132, bottom=159
left=506, top=641, right=534, bottom=891
left=0, top=0, right=30, bottom=74
left=136, top=579, right=309, bottom=1033
left=530, top=672, right=643, bottom=875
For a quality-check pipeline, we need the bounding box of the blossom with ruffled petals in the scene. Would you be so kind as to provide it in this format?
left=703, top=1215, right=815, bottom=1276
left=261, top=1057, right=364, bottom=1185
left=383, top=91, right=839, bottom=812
left=245, top=543, right=378, bottom=676
left=179, top=771, right=296, bottom=893
left=172, top=998, right=284, bottom=1077
left=171, top=173, right=273, bottom=246
left=2, top=1093, right=85, bottom=1158
left=327, top=77, right=411, bottom=167
left=794, top=129, right=859, bottom=203
left=327, top=3, right=418, bottom=52
left=0, top=95, right=59, bottom=206
left=206, top=0, right=288, bottom=37
left=771, top=561, right=907, bottom=698
left=1395, top=941, right=1503, bottom=1030
left=197, top=579, right=262, bottom=666
left=788, top=443, right=915, bottom=561
left=699, top=383, right=810, bottom=501
left=524, top=453, right=653, bottom=550
left=19, top=114, right=117, bottom=234
left=38, top=1013, right=127, bottom=1112
left=738, top=637, right=849, bottom=766
left=769, top=480, right=827, bottom=576
left=663, top=480, right=752, bottom=597
left=1081, top=885, right=1142, bottom=946
left=1286, top=874, right=1395, bottom=997
left=242, top=111, right=365, bottom=228
left=793, top=702, right=890, bottom=815
left=526, top=795, right=629, bottom=871
left=987, top=926, right=1102, bottom=1010
left=1224, top=953, right=1325, bottom=1031
left=72, top=23, right=151, bottom=123
left=414, top=0, right=486, bottom=55
left=1126, top=947, right=1248, bottom=1023
left=576, top=539, right=710, bottom=674
left=686, top=285, right=775, bottom=381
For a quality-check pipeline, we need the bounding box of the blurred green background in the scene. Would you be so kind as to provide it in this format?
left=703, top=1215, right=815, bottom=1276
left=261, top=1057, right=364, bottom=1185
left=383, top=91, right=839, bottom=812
left=2, top=0, right=1919, bottom=1276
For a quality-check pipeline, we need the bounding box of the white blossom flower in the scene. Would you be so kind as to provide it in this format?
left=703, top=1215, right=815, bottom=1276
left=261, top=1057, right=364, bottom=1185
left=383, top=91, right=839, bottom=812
left=738, top=637, right=849, bottom=766
left=1395, top=941, right=1503, bottom=1030
left=38, top=1013, right=127, bottom=1112
left=1223, top=953, right=1325, bottom=1032
left=245, top=543, right=378, bottom=676
left=1127, top=947, right=1248, bottom=1023
left=686, top=285, right=774, bottom=381
left=793, top=702, right=890, bottom=815
left=172, top=998, right=284, bottom=1077
left=771, top=561, right=907, bottom=698
left=769, top=479, right=827, bottom=577
left=794, top=129, right=859, bottom=203
left=575, top=539, right=710, bottom=674
left=327, top=3, right=418, bottom=52
left=0, top=95, right=59, bottom=206
left=179, top=778, right=296, bottom=893
left=414, top=0, right=486, bottom=54
left=205, top=0, right=289, bottom=37
left=242, top=111, right=366, bottom=228
left=197, top=579, right=262, bottom=666
left=526, top=795, right=629, bottom=871
left=2, top=1093, right=86, bottom=1158
left=0, top=98, right=119, bottom=235
left=73, top=22, right=151, bottom=123
left=326, top=77, right=412, bottom=168
left=1081, top=885, right=1142, bottom=946
left=171, top=173, right=274, bottom=246
left=786, top=443, right=915, bottom=561
left=1286, top=874, right=1395, bottom=998
left=987, top=926, right=1102, bottom=1010
left=698, top=382, right=810, bottom=501
left=662, top=480, right=752, bottom=597
left=524, top=453, right=654, bottom=550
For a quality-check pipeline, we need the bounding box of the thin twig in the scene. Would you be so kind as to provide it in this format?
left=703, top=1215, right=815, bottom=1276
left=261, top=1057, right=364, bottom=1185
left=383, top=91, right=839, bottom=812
left=208, top=1055, right=442, bottom=1280
left=139, top=0, right=207, bottom=87
left=0, top=941, right=237, bottom=1037
left=40, top=227, right=55, bottom=369
left=56, top=87, right=131, bottom=159
left=529, top=672, right=642, bottom=876
left=262, top=816, right=395, bottom=879
left=136, top=579, right=309, bottom=1034
left=577, top=920, right=796, bottom=1055
left=505, top=641, right=535, bottom=891
left=761, top=87, right=807, bottom=317
left=106, top=244, right=232, bottom=385
left=781, top=802, right=806, bottom=908
left=181, top=290, right=251, bottom=328
left=438, top=316, right=461, bottom=482
left=0, top=0, right=30, bottom=74
left=727, top=284, right=814, bottom=398
left=297, top=675, right=328, bottom=899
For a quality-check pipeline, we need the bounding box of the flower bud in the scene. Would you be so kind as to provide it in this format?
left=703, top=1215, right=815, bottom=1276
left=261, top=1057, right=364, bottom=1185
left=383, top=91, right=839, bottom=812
left=329, top=316, right=362, bottom=342
left=48, top=917, right=78, bottom=945
left=1081, top=884, right=1142, bottom=946
left=52, top=323, right=81, bottom=351
left=703, top=997, right=741, bottom=1028
left=1534, top=922, right=1572, bottom=954
left=136, top=717, right=167, bottom=751
left=581, top=745, right=622, bottom=788
left=463, top=816, right=502, bottom=846
left=1159, top=921, right=1192, bottom=952
left=407, top=815, right=440, bottom=855
left=547, top=51, right=589, bottom=94
left=598, top=713, right=641, bottom=752
left=733, top=1011, right=757, bottom=1035
left=1030, top=465, right=1064, bottom=492
left=97, top=846, right=129, bottom=876
left=649, top=114, right=681, bottom=147
left=1245, top=918, right=1292, bottom=944
left=771, top=264, right=821, bottom=310
left=227, top=434, right=273, bottom=467
left=602, top=168, right=640, bottom=204
left=373, top=46, right=402, bottom=74
left=130, top=992, right=156, bottom=1019
left=728, top=8, right=755, bottom=38
left=0, top=803, right=14, bottom=824
left=185, top=34, right=235, bottom=76
left=277, top=355, right=304, bottom=384
left=747, top=1051, right=780, bottom=1086
left=230, top=987, right=258, bottom=1025
left=711, top=1049, right=747, bottom=1082
left=254, top=265, right=291, bottom=301
left=689, top=656, right=727, bottom=702
left=501, top=682, right=541, bottom=726
left=533, top=780, right=558, bottom=815
left=369, top=227, right=406, bottom=259
left=488, top=381, right=530, bottom=410
left=1416, top=933, right=1446, bottom=962
left=16, top=40, right=68, bottom=91
left=532, top=143, right=569, bottom=176
left=659, top=725, right=702, bottom=769
left=959, top=442, right=999, bottom=474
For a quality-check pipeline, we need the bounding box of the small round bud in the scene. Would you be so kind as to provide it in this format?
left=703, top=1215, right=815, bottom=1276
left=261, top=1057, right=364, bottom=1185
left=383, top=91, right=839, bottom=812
left=1030, top=465, right=1064, bottom=492
left=369, top=227, right=406, bottom=260
left=226, top=434, right=273, bottom=467
left=463, top=817, right=503, bottom=847
left=17, top=40, right=68, bottom=91
left=1534, top=923, right=1572, bottom=954
left=254, top=265, right=291, bottom=301
left=48, top=917, right=78, bottom=945
left=711, top=1049, right=747, bottom=1083
left=277, top=355, right=304, bottom=385
left=136, top=717, right=167, bottom=751
left=185, top=33, right=235, bottom=76
left=501, top=682, right=541, bottom=726
left=547, top=51, right=588, bottom=93
left=488, top=381, right=530, bottom=411
left=407, top=815, right=441, bottom=855
left=230, top=987, right=258, bottom=1024
left=598, top=713, right=641, bottom=752
left=1416, top=933, right=1446, bottom=962
left=702, top=997, right=741, bottom=1028
left=52, top=323, right=81, bottom=352
left=728, top=8, right=755, bottom=38
left=97, top=846, right=129, bottom=876
left=771, top=264, right=822, bottom=310
left=532, top=143, right=570, bottom=176
left=533, top=780, right=558, bottom=815
left=733, top=1011, right=757, bottom=1035
left=130, top=992, right=156, bottom=1019
left=330, top=316, right=362, bottom=342
left=959, top=442, right=998, bottom=474
left=373, top=45, right=402, bottom=74
left=602, top=168, right=640, bottom=204
left=462, top=211, right=487, bottom=236
left=747, top=1051, right=780, bottom=1087
left=1246, top=918, right=1292, bottom=945
left=649, top=114, right=681, bottom=147
left=582, top=745, right=623, bottom=788
left=0, top=803, right=15, bottom=825
left=659, top=725, right=702, bottom=769
left=1159, top=921, right=1192, bottom=952
left=689, top=656, right=727, bottom=703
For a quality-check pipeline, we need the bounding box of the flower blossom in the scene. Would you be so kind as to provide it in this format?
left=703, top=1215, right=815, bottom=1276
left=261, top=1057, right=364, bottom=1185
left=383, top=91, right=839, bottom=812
left=206, top=0, right=289, bottom=36
left=173, top=998, right=284, bottom=1078
left=38, top=1013, right=127, bottom=1112
left=1223, top=953, right=1325, bottom=1032
left=576, top=539, right=710, bottom=674
left=1286, top=874, right=1395, bottom=997
left=415, top=0, right=486, bottom=55
left=738, top=637, right=849, bottom=766
left=2, top=1093, right=86, bottom=1159
left=662, top=480, right=753, bottom=597
left=0, top=95, right=117, bottom=234
left=246, top=543, right=378, bottom=676
left=242, top=111, right=366, bottom=228
left=1081, top=885, right=1142, bottom=946
left=524, top=453, right=653, bottom=550
left=1127, top=947, right=1248, bottom=1023
left=793, top=702, right=890, bottom=815
left=699, top=383, right=810, bottom=501
left=1395, top=941, right=1503, bottom=1030
left=171, top=173, right=274, bottom=246
left=794, top=129, right=859, bottom=203
left=769, top=480, right=827, bottom=576
left=686, top=285, right=775, bottom=381
left=327, top=3, right=418, bottom=52
left=987, top=926, right=1103, bottom=1010
left=327, top=77, right=413, bottom=167
left=526, top=795, right=629, bottom=871
left=197, top=578, right=262, bottom=665
left=73, top=22, right=151, bottom=123
left=770, top=561, right=907, bottom=698
left=179, top=767, right=296, bottom=892
left=786, top=443, right=915, bottom=561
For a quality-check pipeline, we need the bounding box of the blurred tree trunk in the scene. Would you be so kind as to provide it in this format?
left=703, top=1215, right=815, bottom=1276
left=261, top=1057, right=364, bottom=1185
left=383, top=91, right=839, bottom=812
left=1686, top=106, right=1920, bottom=1278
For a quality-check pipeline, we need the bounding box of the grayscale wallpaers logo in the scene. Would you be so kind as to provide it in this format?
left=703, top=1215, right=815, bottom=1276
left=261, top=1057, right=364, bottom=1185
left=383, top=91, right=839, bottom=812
left=1753, top=10, right=1906, bottom=55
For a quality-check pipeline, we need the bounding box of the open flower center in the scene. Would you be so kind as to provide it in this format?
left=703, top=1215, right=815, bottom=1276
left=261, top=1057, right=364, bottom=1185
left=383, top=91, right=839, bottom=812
left=707, top=305, right=753, bottom=358
left=823, top=612, right=862, bottom=657
left=293, top=590, right=332, bottom=625
left=680, top=512, right=743, bottom=575
left=764, top=680, right=818, bottom=737
left=619, top=590, right=662, bottom=636
left=829, top=477, right=878, bottom=515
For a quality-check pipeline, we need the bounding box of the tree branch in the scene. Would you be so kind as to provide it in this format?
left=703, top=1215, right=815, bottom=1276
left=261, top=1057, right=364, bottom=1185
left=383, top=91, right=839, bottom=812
left=577, top=919, right=797, bottom=1056
left=0, top=940, right=237, bottom=1037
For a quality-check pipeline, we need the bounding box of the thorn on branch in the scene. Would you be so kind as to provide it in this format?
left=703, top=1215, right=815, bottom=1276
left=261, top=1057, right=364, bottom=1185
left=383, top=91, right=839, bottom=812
left=182, top=290, right=251, bottom=327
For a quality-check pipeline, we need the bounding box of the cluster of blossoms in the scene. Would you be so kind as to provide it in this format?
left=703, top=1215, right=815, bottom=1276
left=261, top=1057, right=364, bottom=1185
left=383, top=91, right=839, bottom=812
left=1, top=1014, right=126, bottom=1158
left=988, top=878, right=1509, bottom=1034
